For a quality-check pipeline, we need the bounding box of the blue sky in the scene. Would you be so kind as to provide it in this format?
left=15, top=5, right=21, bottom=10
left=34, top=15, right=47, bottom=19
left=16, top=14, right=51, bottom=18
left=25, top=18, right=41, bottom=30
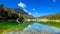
left=0, top=0, right=60, bottom=17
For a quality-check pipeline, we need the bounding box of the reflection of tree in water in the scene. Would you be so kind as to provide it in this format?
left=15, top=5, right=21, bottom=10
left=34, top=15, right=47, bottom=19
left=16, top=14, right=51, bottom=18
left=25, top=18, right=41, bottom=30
left=16, top=17, right=24, bottom=23
left=19, top=17, right=24, bottom=23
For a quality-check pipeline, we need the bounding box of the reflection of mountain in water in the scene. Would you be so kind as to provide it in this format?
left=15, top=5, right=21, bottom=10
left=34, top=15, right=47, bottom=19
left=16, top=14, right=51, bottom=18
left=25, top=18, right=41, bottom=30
left=4, top=23, right=60, bottom=34
left=21, top=29, right=54, bottom=34
left=20, top=23, right=60, bottom=34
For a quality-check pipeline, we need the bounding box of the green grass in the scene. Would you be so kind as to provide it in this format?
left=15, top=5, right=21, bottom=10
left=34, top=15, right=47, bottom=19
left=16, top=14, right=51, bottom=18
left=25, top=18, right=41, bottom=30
left=0, top=21, right=29, bottom=34
left=38, top=21, right=60, bottom=28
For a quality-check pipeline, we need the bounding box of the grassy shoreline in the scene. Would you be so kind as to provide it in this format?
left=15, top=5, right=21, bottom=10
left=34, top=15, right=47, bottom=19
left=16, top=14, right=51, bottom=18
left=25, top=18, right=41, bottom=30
left=0, top=21, right=30, bottom=34
left=0, top=21, right=60, bottom=34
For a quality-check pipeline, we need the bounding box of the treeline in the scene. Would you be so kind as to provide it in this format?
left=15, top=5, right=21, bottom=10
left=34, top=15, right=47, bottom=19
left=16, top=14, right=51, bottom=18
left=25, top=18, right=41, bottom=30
left=39, top=13, right=60, bottom=20
left=0, top=4, right=34, bottom=21
left=0, top=4, right=21, bottom=20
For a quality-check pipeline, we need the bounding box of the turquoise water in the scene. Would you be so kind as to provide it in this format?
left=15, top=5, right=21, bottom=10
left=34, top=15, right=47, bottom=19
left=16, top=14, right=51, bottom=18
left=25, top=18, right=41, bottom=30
left=20, top=22, right=60, bottom=34
left=3, top=22, right=60, bottom=34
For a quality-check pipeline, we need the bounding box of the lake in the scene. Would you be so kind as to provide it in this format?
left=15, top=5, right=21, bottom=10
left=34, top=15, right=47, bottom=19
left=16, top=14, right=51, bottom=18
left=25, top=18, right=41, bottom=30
left=1, top=22, right=60, bottom=34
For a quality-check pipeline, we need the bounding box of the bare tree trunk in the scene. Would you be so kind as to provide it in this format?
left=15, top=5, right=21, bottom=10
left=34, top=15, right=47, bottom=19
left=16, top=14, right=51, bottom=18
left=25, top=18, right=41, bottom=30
left=16, top=18, right=20, bottom=23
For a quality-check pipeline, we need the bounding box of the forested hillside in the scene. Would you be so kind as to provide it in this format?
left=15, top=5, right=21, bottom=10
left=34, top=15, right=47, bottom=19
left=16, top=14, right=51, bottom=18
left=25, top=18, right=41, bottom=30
left=38, top=13, right=60, bottom=20
left=0, top=4, right=33, bottom=20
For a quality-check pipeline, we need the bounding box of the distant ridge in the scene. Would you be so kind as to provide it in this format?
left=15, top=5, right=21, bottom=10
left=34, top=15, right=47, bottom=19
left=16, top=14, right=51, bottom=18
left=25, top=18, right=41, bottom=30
left=38, top=13, right=60, bottom=20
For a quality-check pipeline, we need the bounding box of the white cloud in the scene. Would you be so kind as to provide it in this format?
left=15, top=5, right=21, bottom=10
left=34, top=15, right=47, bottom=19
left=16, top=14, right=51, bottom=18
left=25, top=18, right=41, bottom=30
left=53, top=0, right=56, bottom=3
left=23, top=9, right=32, bottom=15
left=18, top=2, right=26, bottom=8
left=18, top=2, right=32, bottom=15
left=32, top=8, right=36, bottom=11
left=28, top=12, right=31, bottom=15
left=23, top=9, right=28, bottom=12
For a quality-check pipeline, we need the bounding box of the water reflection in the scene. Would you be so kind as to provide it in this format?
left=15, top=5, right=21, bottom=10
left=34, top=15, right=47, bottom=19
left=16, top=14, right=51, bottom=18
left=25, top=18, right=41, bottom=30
left=3, top=22, right=60, bottom=34
left=20, top=23, right=60, bottom=34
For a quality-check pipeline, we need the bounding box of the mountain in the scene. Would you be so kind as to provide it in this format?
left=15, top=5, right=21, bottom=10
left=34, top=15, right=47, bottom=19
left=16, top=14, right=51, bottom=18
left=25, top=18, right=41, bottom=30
left=0, top=4, right=33, bottom=20
left=14, top=8, right=33, bottom=18
left=38, top=13, right=60, bottom=20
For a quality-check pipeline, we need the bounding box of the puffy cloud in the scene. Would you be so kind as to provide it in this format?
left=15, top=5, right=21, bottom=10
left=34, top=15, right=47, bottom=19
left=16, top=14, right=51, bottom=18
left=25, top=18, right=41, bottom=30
left=18, top=2, right=26, bottom=8
left=18, top=2, right=32, bottom=15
